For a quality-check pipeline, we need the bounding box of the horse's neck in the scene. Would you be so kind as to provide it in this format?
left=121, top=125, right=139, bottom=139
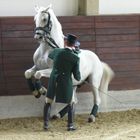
left=50, top=27, right=64, bottom=48
left=40, top=42, right=48, bottom=52
left=33, top=41, right=53, bottom=69
left=34, top=41, right=52, bottom=62
left=50, top=13, right=64, bottom=48
left=38, top=41, right=52, bottom=56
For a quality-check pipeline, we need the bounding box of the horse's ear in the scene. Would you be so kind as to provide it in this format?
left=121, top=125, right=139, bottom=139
left=48, top=4, right=52, bottom=9
left=34, top=5, right=40, bottom=12
left=45, top=4, right=52, bottom=11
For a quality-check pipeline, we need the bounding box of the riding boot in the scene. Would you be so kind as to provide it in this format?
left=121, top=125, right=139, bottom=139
left=67, top=104, right=76, bottom=131
left=44, top=103, right=51, bottom=130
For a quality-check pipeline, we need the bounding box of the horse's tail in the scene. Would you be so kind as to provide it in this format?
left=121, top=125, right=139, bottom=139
left=99, top=62, right=115, bottom=94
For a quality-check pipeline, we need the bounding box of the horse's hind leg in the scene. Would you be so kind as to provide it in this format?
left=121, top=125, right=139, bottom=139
left=51, top=86, right=77, bottom=119
left=51, top=105, right=69, bottom=119
left=88, top=84, right=101, bottom=123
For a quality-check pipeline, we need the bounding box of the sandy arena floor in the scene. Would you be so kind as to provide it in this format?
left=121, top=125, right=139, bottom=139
left=0, top=109, right=140, bottom=140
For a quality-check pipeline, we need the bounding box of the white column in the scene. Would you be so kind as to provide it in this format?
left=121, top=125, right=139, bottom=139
left=78, top=0, right=99, bottom=15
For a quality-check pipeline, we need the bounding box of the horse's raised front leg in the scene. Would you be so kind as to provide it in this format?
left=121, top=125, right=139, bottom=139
left=88, top=84, right=101, bottom=123
left=34, top=68, right=52, bottom=79
left=34, top=68, right=52, bottom=96
left=24, top=66, right=41, bottom=98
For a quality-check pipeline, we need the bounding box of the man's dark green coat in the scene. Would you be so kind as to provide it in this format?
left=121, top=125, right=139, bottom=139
left=46, top=48, right=81, bottom=103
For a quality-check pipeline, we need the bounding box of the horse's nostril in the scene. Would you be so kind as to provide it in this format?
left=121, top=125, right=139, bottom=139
left=39, top=36, right=43, bottom=39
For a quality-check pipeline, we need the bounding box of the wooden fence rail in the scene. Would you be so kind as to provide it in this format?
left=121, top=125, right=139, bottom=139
left=0, top=15, right=140, bottom=96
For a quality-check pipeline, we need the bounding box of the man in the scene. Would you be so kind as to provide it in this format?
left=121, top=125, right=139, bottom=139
left=64, top=35, right=80, bottom=54
left=44, top=34, right=81, bottom=131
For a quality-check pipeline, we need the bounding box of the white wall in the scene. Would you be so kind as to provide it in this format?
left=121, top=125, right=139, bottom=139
left=0, top=0, right=78, bottom=16
left=99, top=0, right=140, bottom=14
left=0, top=0, right=140, bottom=17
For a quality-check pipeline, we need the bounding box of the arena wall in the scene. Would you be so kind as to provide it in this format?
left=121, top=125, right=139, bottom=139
left=0, top=15, right=140, bottom=96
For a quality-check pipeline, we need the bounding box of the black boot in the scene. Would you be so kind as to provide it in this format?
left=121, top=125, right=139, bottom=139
left=67, top=104, right=76, bottom=131
left=44, top=103, right=51, bottom=130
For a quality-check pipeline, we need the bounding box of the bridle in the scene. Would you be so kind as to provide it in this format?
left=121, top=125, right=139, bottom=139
left=35, top=11, right=59, bottom=48
left=35, top=11, right=52, bottom=35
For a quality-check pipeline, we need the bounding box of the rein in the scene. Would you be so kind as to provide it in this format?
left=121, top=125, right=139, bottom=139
left=45, top=34, right=60, bottom=48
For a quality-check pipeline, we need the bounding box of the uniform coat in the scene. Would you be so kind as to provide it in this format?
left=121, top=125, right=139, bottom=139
left=46, top=48, right=81, bottom=103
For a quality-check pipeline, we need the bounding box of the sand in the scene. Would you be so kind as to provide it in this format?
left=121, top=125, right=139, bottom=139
left=0, top=109, right=140, bottom=140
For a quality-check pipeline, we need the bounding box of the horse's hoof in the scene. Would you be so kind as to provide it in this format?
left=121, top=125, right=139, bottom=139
left=42, top=92, right=46, bottom=96
left=44, top=126, right=49, bottom=131
left=67, top=126, right=77, bottom=131
left=39, top=86, right=47, bottom=95
left=32, top=90, right=40, bottom=98
left=95, top=114, right=99, bottom=118
left=50, top=114, right=61, bottom=120
left=88, top=115, right=96, bottom=123
left=35, top=93, right=41, bottom=98
left=32, top=90, right=41, bottom=98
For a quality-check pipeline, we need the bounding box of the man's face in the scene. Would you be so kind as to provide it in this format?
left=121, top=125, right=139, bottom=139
left=64, top=39, right=67, bottom=47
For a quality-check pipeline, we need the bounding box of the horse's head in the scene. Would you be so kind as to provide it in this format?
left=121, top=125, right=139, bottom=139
left=34, top=4, right=64, bottom=48
left=34, top=4, right=53, bottom=41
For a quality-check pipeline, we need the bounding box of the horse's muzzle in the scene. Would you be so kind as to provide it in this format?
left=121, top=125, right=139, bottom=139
left=34, top=33, right=43, bottom=41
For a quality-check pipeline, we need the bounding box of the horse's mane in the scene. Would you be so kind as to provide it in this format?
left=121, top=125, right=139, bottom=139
left=34, top=7, right=44, bottom=22
left=48, top=9, right=61, bottom=27
left=47, top=7, right=64, bottom=46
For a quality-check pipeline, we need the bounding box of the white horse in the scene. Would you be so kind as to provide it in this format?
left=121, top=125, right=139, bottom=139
left=25, top=5, right=114, bottom=122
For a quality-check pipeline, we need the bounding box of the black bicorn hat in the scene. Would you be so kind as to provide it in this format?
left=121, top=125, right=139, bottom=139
left=64, top=33, right=78, bottom=46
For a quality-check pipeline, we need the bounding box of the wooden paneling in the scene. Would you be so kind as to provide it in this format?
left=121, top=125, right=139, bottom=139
left=60, top=16, right=96, bottom=51
left=0, top=17, right=37, bottom=95
left=0, top=15, right=140, bottom=96
left=1, top=17, right=34, bottom=31
left=95, top=15, right=140, bottom=90
left=0, top=19, right=7, bottom=95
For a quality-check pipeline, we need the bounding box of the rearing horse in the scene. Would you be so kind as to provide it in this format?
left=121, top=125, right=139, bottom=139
left=24, top=5, right=64, bottom=97
left=24, top=5, right=114, bottom=122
